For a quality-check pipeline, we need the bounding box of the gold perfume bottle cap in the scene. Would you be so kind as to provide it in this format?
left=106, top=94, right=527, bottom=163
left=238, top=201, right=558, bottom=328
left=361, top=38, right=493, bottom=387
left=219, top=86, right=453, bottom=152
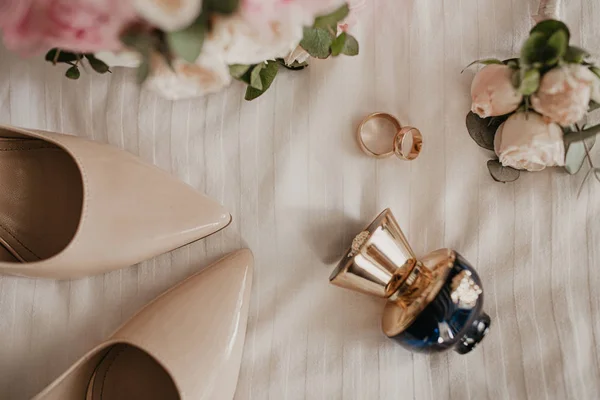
left=329, top=209, right=418, bottom=298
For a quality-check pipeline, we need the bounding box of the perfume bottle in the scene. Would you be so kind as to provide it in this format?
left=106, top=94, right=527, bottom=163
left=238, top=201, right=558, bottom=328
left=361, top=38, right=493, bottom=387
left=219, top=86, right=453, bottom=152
left=329, top=209, right=490, bottom=354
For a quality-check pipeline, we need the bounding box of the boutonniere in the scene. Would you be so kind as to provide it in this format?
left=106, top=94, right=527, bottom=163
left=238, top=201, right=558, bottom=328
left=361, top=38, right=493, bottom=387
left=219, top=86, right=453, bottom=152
left=465, top=19, right=600, bottom=189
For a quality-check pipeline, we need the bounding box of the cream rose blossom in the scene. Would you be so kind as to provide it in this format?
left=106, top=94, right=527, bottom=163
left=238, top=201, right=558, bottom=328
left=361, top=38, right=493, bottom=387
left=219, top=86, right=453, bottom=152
left=531, top=64, right=599, bottom=126
left=494, top=112, right=565, bottom=172
left=206, top=0, right=347, bottom=66
left=471, top=64, right=523, bottom=118
left=144, top=44, right=231, bottom=100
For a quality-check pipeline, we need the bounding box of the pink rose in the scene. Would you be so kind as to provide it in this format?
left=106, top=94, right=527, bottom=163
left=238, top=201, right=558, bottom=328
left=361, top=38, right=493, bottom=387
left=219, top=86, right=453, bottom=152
left=531, top=64, right=597, bottom=127
left=494, top=112, right=565, bottom=172
left=471, top=64, right=523, bottom=118
left=0, top=0, right=137, bottom=54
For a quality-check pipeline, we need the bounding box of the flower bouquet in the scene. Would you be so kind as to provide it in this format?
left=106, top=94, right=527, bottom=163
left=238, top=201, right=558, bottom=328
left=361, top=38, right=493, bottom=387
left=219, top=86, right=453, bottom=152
left=465, top=19, right=600, bottom=186
left=0, top=0, right=362, bottom=100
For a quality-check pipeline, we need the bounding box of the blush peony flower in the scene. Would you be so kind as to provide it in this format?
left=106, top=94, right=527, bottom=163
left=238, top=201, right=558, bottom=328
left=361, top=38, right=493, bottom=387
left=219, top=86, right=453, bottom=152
left=133, top=0, right=203, bottom=32
left=531, top=64, right=598, bottom=127
left=471, top=64, right=523, bottom=118
left=494, top=112, right=565, bottom=172
left=0, top=0, right=137, bottom=54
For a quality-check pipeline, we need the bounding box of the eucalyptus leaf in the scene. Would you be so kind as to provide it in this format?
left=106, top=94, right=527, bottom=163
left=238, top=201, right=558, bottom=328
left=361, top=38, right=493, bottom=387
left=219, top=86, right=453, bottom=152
left=519, top=69, right=540, bottom=95
left=465, top=111, right=505, bottom=151
left=564, top=46, right=590, bottom=63
left=530, top=19, right=570, bottom=42
left=250, top=63, right=264, bottom=90
left=331, top=32, right=347, bottom=57
left=300, top=27, right=334, bottom=59
left=564, top=128, right=597, bottom=174
left=166, top=21, right=205, bottom=63
left=487, top=160, right=520, bottom=183
left=45, top=49, right=78, bottom=64
left=341, top=34, right=359, bottom=56
left=590, top=66, right=600, bottom=79
left=229, top=64, right=252, bottom=79
left=461, top=58, right=503, bottom=73
left=245, top=61, right=279, bottom=101
left=564, top=123, right=600, bottom=147
left=85, top=55, right=110, bottom=74
left=65, top=66, right=80, bottom=80
left=313, top=4, right=350, bottom=30
left=205, top=0, right=239, bottom=14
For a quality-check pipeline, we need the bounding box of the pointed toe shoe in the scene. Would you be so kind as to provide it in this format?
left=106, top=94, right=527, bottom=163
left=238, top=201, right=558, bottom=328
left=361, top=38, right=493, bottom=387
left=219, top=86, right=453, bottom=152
left=0, top=125, right=231, bottom=279
left=32, top=249, right=254, bottom=400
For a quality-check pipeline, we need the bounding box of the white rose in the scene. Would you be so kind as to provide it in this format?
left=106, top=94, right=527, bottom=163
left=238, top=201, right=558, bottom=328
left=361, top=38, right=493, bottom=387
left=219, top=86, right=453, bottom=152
left=134, top=0, right=203, bottom=31
left=531, top=64, right=597, bottom=127
left=471, top=64, right=523, bottom=118
left=207, top=13, right=305, bottom=65
left=144, top=51, right=231, bottom=100
left=494, top=112, right=565, bottom=172
left=95, top=51, right=141, bottom=69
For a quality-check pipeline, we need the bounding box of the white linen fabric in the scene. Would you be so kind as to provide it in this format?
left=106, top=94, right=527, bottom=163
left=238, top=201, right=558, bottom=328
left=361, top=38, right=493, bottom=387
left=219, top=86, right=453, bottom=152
left=1, top=0, right=599, bottom=399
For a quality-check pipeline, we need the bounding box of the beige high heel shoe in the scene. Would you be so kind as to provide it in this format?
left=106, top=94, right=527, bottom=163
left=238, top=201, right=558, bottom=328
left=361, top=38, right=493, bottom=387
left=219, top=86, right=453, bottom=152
left=33, top=249, right=253, bottom=400
left=0, top=124, right=231, bottom=279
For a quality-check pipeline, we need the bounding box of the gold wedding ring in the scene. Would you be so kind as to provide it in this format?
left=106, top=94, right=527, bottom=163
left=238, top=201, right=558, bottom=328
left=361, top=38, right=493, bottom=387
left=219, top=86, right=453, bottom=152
left=393, top=126, right=423, bottom=161
left=356, top=112, right=423, bottom=161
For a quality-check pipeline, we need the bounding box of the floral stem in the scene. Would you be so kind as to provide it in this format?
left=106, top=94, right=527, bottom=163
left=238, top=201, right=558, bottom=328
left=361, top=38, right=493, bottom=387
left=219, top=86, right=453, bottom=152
left=52, top=49, right=61, bottom=65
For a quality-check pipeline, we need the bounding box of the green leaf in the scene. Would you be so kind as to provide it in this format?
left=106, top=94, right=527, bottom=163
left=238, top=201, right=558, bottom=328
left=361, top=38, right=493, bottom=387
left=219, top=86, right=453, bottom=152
left=300, top=27, right=334, bottom=59
left=487, top=159, right=520, bottom=183
left=121, top=32, right=155, bottom=58
left=564, top=46, right=590, bottom=63
left=229, top=64, right=252, bottom=79
left=590, top=66, right=600, bottom=79
left=313, top=4, right=350, bottom=30
left=546, top=30, right=568, bottom=59
left=250, top=63, right=264, bottom=90
left=245, top=61, right=279, bottom=101
left=530, top=19, right=570, bottom=43
left=166, top=21, right=205, bottom=63
left=461, top=58, right=503, bottom=73
left=341, top=33, right=359, bottom=56
left=564, top=123, right=600, bottom=147
left=564, top=133, right=596, bottom=174
left=331, top=32, right=359, bottom=57
left=521, top=31, right=558, bottom=67
left=205, top=0, right=239, bottom=14
left=45, top=49, right=78, bottom=64
left=85, top=55, right=110, bottom=74
left=331, top=32, right=346, bottom=57
left=465, top=111, right=506, bottom=151
left=519, top=69, right=540, bottom=95
left=65, top=66, right=80, bottom=80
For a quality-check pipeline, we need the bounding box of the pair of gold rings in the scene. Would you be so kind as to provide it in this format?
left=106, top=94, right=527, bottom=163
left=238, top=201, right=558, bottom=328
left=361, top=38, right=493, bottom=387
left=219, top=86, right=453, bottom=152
left=356, top=113, right=423, bottom=160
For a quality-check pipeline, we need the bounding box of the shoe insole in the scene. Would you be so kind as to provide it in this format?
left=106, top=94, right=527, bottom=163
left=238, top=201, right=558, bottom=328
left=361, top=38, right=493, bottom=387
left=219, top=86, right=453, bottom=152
left=87, top=344, right=179, bottom=400
left=0, top=137, right=83, bottom=262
